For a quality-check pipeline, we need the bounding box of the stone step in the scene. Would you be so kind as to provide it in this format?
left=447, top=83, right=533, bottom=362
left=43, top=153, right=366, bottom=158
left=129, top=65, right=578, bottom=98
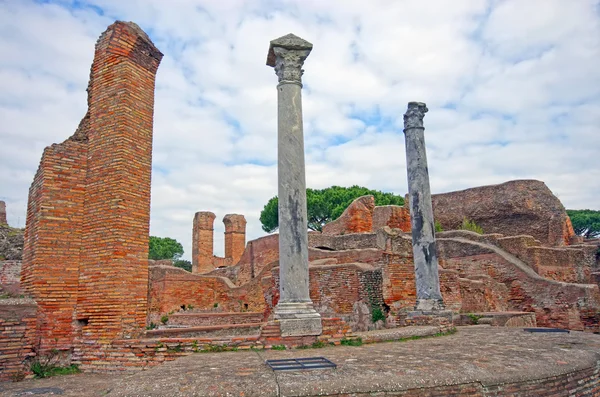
left=168, top=311, right=263, bottom=327
left=145, top=322, right=265, bottom=339
left=455, top=311, right=537, bottom=327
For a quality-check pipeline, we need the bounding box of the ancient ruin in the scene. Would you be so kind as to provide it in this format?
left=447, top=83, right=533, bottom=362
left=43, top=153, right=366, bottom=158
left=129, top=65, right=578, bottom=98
left=192, top=212, right=246, bottom=274
left=0, top=22, right=599, bottom=395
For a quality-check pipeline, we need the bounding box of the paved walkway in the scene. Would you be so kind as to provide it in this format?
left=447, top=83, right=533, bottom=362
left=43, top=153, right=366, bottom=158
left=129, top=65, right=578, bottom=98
left=1, top=326, right=599, bottom=396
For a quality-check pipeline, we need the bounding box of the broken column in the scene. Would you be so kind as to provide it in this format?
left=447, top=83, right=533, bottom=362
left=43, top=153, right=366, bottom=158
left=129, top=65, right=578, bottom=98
left=192, top=211, right=216, bottom=274
left=0, top=201, right=6, bottom=225
left=266, top=34, right=322, bottom=336
left=403, top=102, right=445, bottom=312
left=223, top=214, right=246, bottom=265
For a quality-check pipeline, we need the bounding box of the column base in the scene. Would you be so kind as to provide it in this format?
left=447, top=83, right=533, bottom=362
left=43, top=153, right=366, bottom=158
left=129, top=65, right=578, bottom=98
left=415, top=298, right=445, bottom=312
left=274, top=302, right=322, bottom=337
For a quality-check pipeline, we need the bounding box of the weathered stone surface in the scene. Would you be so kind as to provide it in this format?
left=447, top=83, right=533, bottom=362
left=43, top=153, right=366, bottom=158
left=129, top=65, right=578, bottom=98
left=322, top=195, right=375, bottom=235
left=432, top=179, right=575, bottom=246
left=404, top=101, right=444, bottom=311
left=268, top=33, right=321, bottom=336
left=373, top=205, right=411, bottom=232
left=0, top=224, right=24, bottom=261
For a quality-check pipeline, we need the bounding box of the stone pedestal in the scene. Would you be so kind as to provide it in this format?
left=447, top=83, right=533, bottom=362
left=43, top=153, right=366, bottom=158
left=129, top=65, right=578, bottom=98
left=267, top=33, right=321, bottom=337
left=403, top=102, right=445, bottom=313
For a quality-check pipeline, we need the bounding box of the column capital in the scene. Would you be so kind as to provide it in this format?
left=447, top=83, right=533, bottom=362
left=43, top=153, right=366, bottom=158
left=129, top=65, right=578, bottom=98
left=266, top=33, right=313, bottom=85
left=403, top=101, right=428, bottom=131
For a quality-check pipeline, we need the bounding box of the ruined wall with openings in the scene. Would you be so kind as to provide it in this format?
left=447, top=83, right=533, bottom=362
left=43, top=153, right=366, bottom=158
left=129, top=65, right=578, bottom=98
left=20, top=21, right=163, bottom=352
left=192, top=212, right=246, bottom=274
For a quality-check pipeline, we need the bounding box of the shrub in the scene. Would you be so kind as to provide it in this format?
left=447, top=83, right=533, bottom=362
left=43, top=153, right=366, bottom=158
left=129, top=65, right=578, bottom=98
left=160, top=314, right=169, bottom=324
left=271, top=344, right=286, bottom=350
left=434, top=220, right=443, bottom=233
left=371, top=307, right=386, bottom=323
left=460, top=218, right=483, bottom=234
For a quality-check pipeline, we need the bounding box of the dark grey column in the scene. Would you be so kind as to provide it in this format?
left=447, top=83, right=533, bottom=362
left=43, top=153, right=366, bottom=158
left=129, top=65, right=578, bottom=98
left=266, top=33, right=321, bottom=336
left=403, top=102, right=445, bottom=311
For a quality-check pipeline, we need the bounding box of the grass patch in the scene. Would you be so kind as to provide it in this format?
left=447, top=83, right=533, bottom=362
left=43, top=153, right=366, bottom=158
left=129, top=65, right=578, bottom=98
left=271, top=344, right=286, bottom=350
left=340, top=337, right=363, bottom=346
left=31, top=364, right=80, bottom=378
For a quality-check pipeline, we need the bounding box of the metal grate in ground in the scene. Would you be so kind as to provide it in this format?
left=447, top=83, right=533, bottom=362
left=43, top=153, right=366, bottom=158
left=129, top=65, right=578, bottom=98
left=266, top=357, right=337, bottom=371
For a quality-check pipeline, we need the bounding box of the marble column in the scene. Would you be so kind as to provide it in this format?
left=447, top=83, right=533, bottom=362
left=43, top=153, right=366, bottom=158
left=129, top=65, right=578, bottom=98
left=266, top=33, right=322, bottom=336
left=403, top=102, right=445, bottom=312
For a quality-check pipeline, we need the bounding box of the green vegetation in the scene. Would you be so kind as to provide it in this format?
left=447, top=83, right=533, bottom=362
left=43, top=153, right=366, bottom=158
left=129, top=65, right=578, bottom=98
left=146, top=322, right=157, bottom=330
left=466, top=313, right=482, bottom=325
left=30, top=350, right=80, bottom=378
left=271, top=344, right=286, bottom=350
left=173, top=259, right=192, bottom=272
left=566, top=209, right=600, bottom=239
left=148, top=236, right=184, bottom=261
left=460, top=218, right=484, bottom=234
left=371, top=307, right=386, bottom=323
left=260, top=185, right=405, bottom=233
left=160, top=314, right=169, bottom=324
left=200, top=344, right=228, bottom=353
left=434, top=220, right=443, bottom=233
left=340, top=337, right=363, bottom=346
left=31, top=363, right=80, bottom=378
left=297, top=340, right=333, bottom=349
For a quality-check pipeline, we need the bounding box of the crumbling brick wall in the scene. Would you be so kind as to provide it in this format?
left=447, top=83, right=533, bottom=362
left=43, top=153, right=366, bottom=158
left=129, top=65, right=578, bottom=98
left=192, top=212, right=247, bottom=274
left=76, top=21, right=162, bottom=340
left=21, top=140, right=87, bottom=351
left=21, top=21, right=163, bottom=351
left=0, top=299, right=37, bottom=382
left=432, top=180, right=575, bottom=246
left=0, top=201, right=6, bottom=225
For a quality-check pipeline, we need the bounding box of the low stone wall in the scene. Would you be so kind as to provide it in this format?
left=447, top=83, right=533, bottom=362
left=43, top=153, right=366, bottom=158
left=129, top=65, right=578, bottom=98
left=0, top=298, right=37, bottom=381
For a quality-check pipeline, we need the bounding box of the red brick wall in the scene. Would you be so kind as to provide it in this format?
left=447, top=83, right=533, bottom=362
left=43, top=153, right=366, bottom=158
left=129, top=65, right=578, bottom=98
left=0, top=300, right=37, bottom=381
left=75, top=22, right=162, bottom=341
left=373, top=205, right=411, bottom=232
left=21, top=140, right=87, bottom=351
left=148, top=265, right=267, bottom=322
left=322, top=196, right=375, bottom=235
left=223, top=214, right=246, bottom=265
left=192, top=212, right=216, bottom=274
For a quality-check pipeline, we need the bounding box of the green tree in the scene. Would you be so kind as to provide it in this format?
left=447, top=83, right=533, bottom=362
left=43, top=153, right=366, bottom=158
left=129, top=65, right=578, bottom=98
left=566, top=209, right=600, bottom=239
left=173, top=259, right=192, bottom=272
left=148, top=236, right=184, bottom=260
left=259, top=185, right=405, bottom=233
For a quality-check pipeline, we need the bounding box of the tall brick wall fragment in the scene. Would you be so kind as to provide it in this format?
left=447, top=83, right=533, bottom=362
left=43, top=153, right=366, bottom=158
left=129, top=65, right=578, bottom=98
left=21, top=140, right=88, bottom=351
left=322, top=196, right=375, bottom=235
left=76, top=21, right=163, bottom=340
left=432, top=180, right=575, bottom=246
left=192, top=212, right=216, bottom=274
left=223, top=214, right=246, bottom=265
left=0, top=201, right=6, bottom=225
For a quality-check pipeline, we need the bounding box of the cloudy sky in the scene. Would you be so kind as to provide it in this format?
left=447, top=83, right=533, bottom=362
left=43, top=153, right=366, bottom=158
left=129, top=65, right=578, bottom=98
left=1, top=0, right=599, bottom=259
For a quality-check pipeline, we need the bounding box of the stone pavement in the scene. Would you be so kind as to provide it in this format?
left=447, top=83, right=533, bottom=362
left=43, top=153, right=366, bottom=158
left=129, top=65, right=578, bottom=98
left=1, top=326, right=599, bottom=396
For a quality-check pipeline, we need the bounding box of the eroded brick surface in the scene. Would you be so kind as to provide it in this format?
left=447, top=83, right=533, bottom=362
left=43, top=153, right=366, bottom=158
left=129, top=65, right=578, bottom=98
left=20, top=21, right=162, bottom=353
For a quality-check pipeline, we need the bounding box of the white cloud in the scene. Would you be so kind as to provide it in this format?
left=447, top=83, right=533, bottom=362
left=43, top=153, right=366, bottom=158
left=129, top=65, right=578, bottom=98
left=1, top=0, right=599, bottom=259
